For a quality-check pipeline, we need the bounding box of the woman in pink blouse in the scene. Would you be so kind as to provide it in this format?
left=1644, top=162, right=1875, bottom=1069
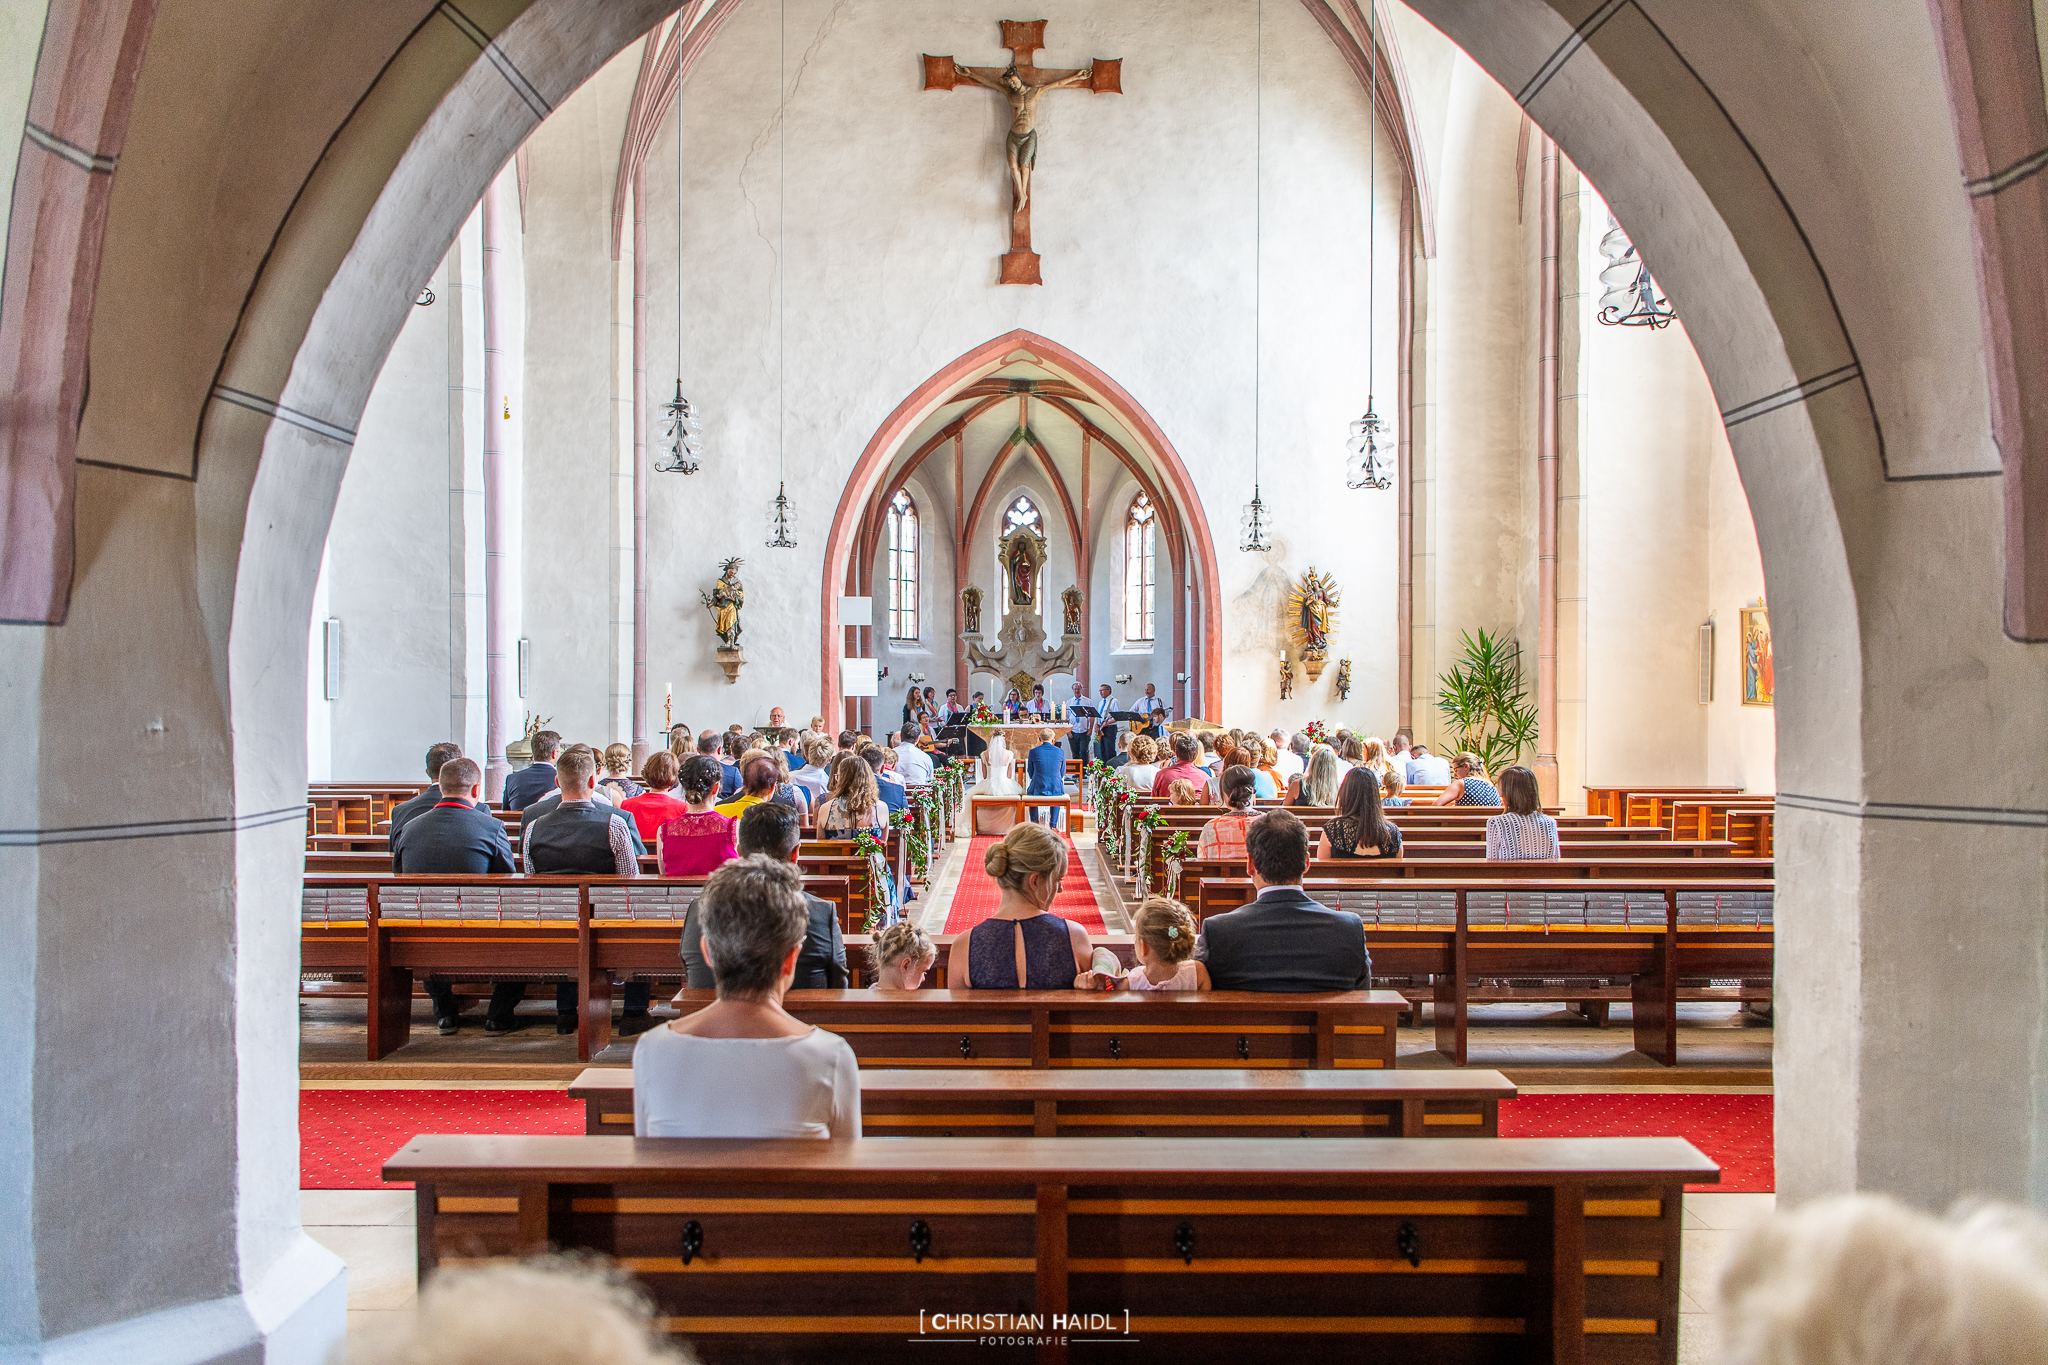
left=656, top=754, right=739, bottom=876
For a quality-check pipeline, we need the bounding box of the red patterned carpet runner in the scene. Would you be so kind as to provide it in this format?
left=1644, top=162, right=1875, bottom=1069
left=942, top=832, right=1108, bottom=933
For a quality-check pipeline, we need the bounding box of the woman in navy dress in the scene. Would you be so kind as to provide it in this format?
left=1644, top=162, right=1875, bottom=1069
left=948, top=822, right=1094, bottom=989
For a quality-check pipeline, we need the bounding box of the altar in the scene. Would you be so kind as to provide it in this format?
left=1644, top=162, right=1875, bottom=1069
left=968, top=723, right=1073, bottom=835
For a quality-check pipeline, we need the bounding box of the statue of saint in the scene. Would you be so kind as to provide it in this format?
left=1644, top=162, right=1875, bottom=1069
left=1061, top=586, right=1083, bottom=637
left=1279, top=656, right=1295, bottom=700
left=961, top=585, right=984, bottom=635
left=961, top=63, right=1094, bottom=210
left=702, top=557, right=745, bottom=648
left=1297, top=569, right=1336, bottom=656
left=1008, top=538, right=1037, bottom=606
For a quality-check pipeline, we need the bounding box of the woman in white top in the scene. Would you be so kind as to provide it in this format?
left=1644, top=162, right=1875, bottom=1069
left=633, top=855, right=861, bottom=1138
left=788, top=732, right=834, bottom=801
left=1121, top=734, right=1164, bottom=794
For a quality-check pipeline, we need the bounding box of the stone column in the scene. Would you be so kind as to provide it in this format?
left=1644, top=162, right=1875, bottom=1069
left=481, top=168, right=524, bottom=800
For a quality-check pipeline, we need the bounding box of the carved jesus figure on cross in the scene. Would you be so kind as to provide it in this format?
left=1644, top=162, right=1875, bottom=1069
left=924, top=21, right=1123, bottom=285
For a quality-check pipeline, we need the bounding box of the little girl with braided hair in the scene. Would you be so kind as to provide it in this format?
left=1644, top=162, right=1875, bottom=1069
left=1121, top=896, right=1209, bottom=991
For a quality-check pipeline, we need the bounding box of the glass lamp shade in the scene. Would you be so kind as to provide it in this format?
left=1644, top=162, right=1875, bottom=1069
left=654, top=380, right=703, bottom=474
left=1239, top=488, right=1273, bottom=553
left=1596, top=224, right=1677, bottom=329
left=766, top=481, right=798, bottom=548
left=1345, top=401, right=1393, bottom=490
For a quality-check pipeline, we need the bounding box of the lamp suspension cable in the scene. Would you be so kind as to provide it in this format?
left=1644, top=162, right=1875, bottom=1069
left=767, top=0, right=797, bottom=546
left=1346, top=0, right=1391, bottom=490
left=1240, top=0, right=1273, bottom=553
left=656, top=15, right=702, bottom=475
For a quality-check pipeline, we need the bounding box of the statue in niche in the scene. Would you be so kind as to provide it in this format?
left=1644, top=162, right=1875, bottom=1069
left=1061, top=586, right=1083, bottom=637
left=961, top=585, right=984, bottom=635
left=702, top=557, right=745, bottom=648
left=1008, top=535, right=1039, bottom=607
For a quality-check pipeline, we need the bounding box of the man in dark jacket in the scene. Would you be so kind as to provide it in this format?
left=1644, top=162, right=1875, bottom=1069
left=500, top=730, right=561, bottom=811
left=681, top=802, right=846, bottom=989
left=387, top=742, right=483, bottom=839
left=525, top=746, right=648, bottom=1031
left=1194, top=809, right=1371, bottom=992
left=387, top=758, right=521, bottom=1033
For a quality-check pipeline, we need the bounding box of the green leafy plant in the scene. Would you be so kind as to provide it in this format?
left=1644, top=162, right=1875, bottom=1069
left=1434, top=628, right=1539, bottom=776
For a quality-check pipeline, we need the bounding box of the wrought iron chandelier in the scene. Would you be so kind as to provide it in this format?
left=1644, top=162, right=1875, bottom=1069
left=766, top=0, right=797, bottom=547
left=1596, top=218, right=1676, bottom=329
left=654, top=381, right=702, bottom=474
left=1345, top=0, right=1392, bottom=491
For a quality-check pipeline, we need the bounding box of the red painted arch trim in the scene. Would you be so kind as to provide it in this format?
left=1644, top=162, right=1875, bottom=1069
left=821, top=330, right=1222, bottom=723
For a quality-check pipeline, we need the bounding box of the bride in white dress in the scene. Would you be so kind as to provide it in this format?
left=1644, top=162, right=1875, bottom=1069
left=975, top=731, right=1024, bottom=797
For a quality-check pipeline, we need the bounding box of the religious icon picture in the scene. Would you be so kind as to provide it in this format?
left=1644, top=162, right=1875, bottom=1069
left=1740, top=605, right=1773, bottom=707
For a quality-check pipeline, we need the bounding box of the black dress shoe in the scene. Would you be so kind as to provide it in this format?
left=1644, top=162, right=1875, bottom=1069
left=437, top=1017, right=460, bottom=1036
left=483, top=1017, right=515, bottom=1035
left=556, top=1013, right=578, bottom=1035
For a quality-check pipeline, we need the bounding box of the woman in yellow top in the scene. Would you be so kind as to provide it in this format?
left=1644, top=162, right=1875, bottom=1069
left=715, top=753, right=781, bottom=818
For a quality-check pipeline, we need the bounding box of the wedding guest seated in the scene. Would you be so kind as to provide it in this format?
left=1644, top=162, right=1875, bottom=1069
left=1194, top=810, right=1372, bottom=992
left=790, top=732, right=835, bottom=799
left=1717, top=1194, right=2048, bottom=1365
left=638, top=853, right=860, bottom=1138
left=715, top=753, right=782, bottom=818
left=680, top=803, right=847, bottom=990
left=816, top=754, right=888, bottom=838
left=698, top=730, right=740, bottom=798
left=518, top=744, right=620, bottom=844
left=764, top=747, right=810, bottom=816
left=866, top=920, right=937, bottom=990
left=1167, top=779, right=1205, bottom=806
left=1020, top=726, right=1068, bottom=829
left=1121, top=734, right=1162, bottom=794
left=1382, top=767, right=1413, bottom=807
left=859, top=744, right=908, bottom=813
left=1273, top=730, right=1307, bottom=782
left=389, top=758, right=522, bottom=1035
left=1236, top=737, right=1280, bottom=799
left=1197, top=766, right=1261, bottom=861
left=655, top=755, right=737, bottom=876
left=342, top=1257, right=683, bottom=1365
left=666, top=722, right=692, bottom=763
left=1405, top=741, right=1453, bottom=786
left=1318, top=767, right=1403, bottom=860
left=1121, top=897, right=1211, bottom=991
left=1288, top=745, right=1343, bottom=808
left=946, top=822, right=1093, bottom=989
left=388, top=742, right=481, bottom=837
left=500, top=729, right=561, bottom=811
left=598, top=743, right=643, bottom=800
left=1149, top=732, right=1208, bottom=798
left=618, top=751, right=687, bottom=843
left=892, top=729, right=935, bottom=785
left=524, top=747, right=647, bottom=1032
left=1361, top=736, right=1396, bottom=786
left=1486, top=765, right=1560, bottom=860
left=1433, top=752, right=1503, bottom=806
left=1338, top=733, right=1368, bottom=769
left=1195, top=731, right=1221, bottom=770
left=1107, top=730, right=1132, bottom=770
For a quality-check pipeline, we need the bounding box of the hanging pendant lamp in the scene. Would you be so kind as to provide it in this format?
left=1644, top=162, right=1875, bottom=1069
left=1241, top=0, right=1274, bottom=553
left=1346, top=0, right=1393, bottom=491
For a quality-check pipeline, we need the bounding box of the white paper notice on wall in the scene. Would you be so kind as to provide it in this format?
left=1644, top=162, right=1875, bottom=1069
left=841, top=658, right=879, bottom=698
left=840, top=596, right=874, bottom=627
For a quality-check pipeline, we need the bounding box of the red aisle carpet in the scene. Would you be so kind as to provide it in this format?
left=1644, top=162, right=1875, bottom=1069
left=944, top=832, right=1106, bottom=933
left=1500, top=1093, right=1773, bottom=1192
left=301, top=1089, right=583, bottom=1189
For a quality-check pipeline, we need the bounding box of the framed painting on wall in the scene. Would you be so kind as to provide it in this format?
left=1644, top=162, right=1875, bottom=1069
left=1740, top=605, right=1773, bottom=707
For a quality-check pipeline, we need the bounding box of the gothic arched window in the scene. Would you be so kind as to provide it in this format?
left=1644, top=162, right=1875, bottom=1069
left=999, top=494, right=1043, bottom=604
left=1124, top=493, right=1156, bottom=642
left=886, top=490, right=919, bottom=641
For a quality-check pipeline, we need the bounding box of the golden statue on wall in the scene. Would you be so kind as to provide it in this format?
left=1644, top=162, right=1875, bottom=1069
left=1285, top=568, right=1340, bottom=682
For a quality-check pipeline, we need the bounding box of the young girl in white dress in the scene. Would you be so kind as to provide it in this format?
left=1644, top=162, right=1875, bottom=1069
left=1124, top=897, right=1210, bottom=991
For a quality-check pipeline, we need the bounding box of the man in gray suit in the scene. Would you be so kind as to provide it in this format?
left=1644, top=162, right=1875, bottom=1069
left=1194, top=809, right=1371, bottom=991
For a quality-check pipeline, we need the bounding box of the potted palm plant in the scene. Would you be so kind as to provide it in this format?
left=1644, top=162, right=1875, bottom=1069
left=1434, top=629, right=1539, bottom=775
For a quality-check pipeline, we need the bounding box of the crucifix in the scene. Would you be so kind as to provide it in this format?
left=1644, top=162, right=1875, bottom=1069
left=923, top=20, right=1122, bottom=285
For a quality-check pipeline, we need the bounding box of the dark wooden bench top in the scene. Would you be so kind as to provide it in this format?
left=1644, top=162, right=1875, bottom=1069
left=569, top=1065, right=1515, bottom=1101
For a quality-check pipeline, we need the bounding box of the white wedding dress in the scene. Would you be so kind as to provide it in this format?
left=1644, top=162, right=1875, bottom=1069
left=975, top=732, right=1024, bottom=797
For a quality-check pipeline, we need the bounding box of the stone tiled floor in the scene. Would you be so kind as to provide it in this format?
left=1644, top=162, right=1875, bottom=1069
left=302, top=1188, right=1774, bottom=1351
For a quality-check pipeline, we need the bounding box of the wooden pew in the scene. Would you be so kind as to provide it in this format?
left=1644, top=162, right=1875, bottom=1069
left=1195, top=877, right=1774, bottom=1065
left=388, top=1133, right=1715, bottom=1362
left=1582, top=786, right=1746, bottom=826
left=569, top=1066, right=1516, bottom=1136
left=672, top=989, right=1408, bottom=1070
left=300, top=873, right=851, bottom=1061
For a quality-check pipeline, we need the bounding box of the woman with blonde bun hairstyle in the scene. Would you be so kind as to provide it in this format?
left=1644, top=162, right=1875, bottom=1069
left=948, top=822, right=1093, bottom=989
